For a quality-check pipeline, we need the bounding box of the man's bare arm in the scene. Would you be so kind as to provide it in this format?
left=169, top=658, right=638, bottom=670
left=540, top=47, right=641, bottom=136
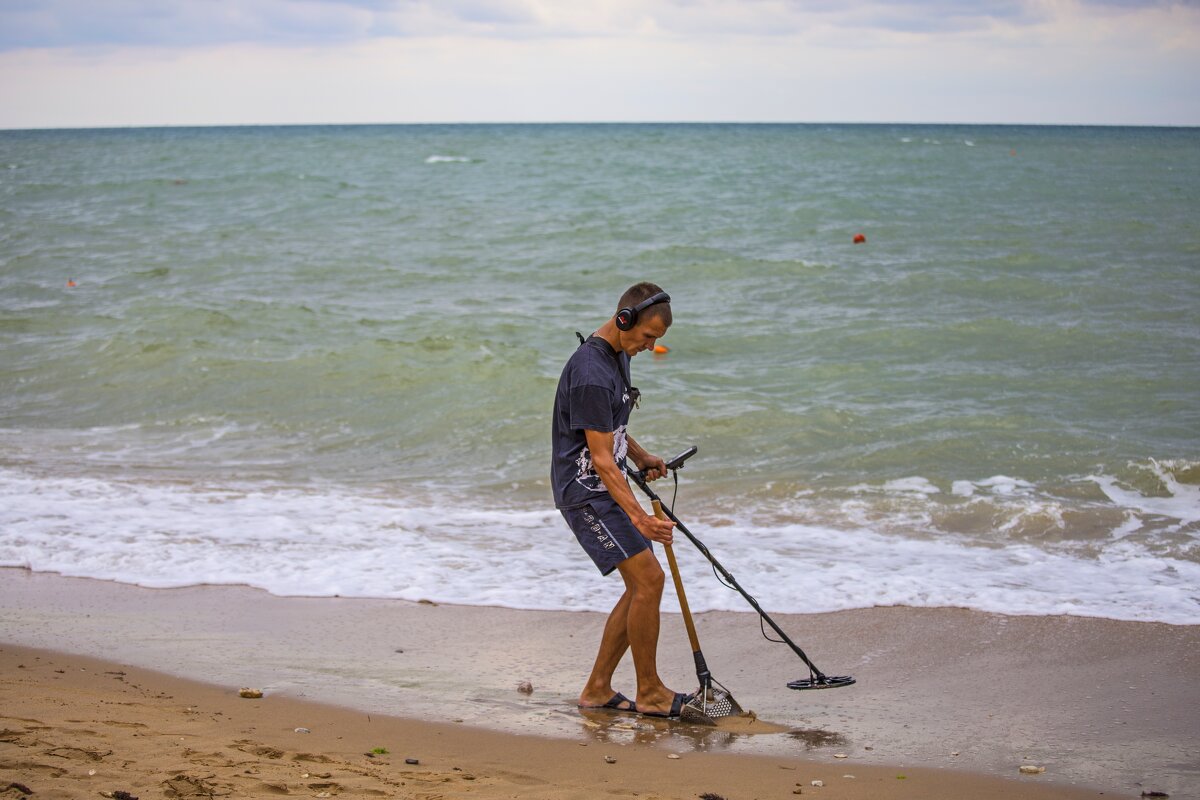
left=583, top=428, right=674, bottom=544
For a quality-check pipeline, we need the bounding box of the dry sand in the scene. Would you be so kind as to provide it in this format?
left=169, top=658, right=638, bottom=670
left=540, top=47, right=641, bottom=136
left=2, top=568, right=1197, bottom=798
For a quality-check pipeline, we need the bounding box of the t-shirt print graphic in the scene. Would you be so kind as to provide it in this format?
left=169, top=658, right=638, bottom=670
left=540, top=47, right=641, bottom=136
left=573, top=424, right=629, bottom=492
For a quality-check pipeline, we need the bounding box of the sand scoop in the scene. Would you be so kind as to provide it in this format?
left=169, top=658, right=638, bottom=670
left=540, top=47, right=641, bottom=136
left=651, top=497, right=743, bottom=724
left=632, top=447, right=854, bottom=718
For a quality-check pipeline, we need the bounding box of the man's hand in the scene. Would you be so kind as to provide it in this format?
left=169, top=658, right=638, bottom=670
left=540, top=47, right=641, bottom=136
left=636, top=453, right=668, bottom=482
left=634, top=512, right=674, bottom=546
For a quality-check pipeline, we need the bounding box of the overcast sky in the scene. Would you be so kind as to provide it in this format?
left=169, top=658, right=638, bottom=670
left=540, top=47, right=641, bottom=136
left=1, top=0, right=1197, bottom=128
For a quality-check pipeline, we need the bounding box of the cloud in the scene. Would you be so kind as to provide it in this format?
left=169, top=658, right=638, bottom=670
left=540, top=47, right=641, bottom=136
left=0, top=0, right=544, bottom=49
left=5, top=0, right=1195, bottom=51
left=0, top=0, right=371, bottom=49
left=0, top=0, right=1196, bottom=126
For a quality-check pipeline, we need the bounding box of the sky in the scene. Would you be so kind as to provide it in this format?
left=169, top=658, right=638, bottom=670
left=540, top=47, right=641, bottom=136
left=0, top=0, right=1197, bottom=128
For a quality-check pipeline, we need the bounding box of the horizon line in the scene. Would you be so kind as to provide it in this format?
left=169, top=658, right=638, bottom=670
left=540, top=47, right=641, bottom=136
left=3, top=120, right=1199, bottom=133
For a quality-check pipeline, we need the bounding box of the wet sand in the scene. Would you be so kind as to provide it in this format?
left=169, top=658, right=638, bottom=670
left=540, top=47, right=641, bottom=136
left=2, top=568, right=1197, bottom=797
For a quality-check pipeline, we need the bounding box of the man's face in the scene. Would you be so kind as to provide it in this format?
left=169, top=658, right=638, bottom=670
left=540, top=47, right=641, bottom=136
left=621, top=316, right=669, bottom=357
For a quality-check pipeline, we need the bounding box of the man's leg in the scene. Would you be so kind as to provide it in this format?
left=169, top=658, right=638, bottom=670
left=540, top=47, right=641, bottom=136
left=617, top=549, right=678, bottom=715
left=578, top=588, right=633, bottom=708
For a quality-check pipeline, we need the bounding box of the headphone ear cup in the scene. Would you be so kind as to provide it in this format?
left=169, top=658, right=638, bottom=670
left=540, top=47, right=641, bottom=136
left=615, top=307, right=634, bottom=331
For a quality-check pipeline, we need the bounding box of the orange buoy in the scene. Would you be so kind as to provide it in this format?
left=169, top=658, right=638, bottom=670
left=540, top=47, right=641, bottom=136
left=653, top=345, right=669, bottom=355
left=853, top=233, right=866, bottom=244
left=66, top=279, right=76, bottom=287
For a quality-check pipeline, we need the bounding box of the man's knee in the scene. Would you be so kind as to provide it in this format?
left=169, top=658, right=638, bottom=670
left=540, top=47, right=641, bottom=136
left=642, top=561, right=665, bottom=596
left=620, top=551, right=664, bottom=596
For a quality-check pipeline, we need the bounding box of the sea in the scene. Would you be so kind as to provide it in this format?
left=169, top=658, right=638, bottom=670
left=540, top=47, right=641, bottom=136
left=2, top=124, right=1197, bottom=625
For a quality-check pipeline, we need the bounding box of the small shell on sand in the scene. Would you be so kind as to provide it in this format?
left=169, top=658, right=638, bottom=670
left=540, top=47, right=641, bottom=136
left=811, top=780, right=824, bottom=787
left=1019, top=765, right=1046, bottom=775
left=604, top=755, right=617, bottom=764
left=238, top=688, right=263, bottom=699
left=667, top=754, right=680, bottom=759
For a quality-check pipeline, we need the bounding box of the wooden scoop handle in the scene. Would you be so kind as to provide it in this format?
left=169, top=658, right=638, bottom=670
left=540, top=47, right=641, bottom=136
left=654, top=499, right=702, bottom=654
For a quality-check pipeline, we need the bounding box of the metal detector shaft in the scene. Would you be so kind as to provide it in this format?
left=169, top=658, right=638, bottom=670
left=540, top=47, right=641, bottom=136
left=631, top=470, right=832, bottom=683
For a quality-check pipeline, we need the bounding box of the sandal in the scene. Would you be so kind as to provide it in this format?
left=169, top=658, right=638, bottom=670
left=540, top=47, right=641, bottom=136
left=579, top=692, right=636, bottom=712
left=635, top=692, right=693, bottom=719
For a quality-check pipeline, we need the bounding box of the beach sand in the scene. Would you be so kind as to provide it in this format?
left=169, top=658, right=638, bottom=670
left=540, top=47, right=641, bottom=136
left=3, top=568, right=1197, bottom=798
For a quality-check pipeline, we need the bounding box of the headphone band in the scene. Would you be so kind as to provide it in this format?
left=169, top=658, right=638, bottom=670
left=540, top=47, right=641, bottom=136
left=632, top=291, right=670, bottom=315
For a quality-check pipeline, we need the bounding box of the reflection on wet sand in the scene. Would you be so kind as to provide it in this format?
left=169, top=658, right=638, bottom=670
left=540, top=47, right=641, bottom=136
left=575, top=706, right=832, bottom=754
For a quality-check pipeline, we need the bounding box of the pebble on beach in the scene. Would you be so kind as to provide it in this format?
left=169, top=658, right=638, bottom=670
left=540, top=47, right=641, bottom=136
left=604, top=755, right=617, bottom=764
left=238, top=688, right=263, bottom=699
left=1019, top=765, right=1046, bottom=775
left=517, top=680, right=533, bottom=694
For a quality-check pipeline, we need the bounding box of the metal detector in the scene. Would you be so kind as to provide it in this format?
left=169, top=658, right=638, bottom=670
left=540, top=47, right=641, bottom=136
left=630, top=446, right=856, bottom=693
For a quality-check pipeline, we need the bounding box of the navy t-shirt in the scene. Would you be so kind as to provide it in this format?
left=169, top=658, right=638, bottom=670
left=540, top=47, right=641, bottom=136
left=551, top=336, right=635, bottom=509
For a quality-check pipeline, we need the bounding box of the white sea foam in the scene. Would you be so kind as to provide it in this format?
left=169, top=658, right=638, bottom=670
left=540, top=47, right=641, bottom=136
left=1087, top=460, right=1200, bottom=532
left=424, top=155, right=473, bottom=164
left=951, top=475, right=1035, bottom=497
left=849, top=476, right=940, bottom=495
left=1, top=467, right=1196, bottom=624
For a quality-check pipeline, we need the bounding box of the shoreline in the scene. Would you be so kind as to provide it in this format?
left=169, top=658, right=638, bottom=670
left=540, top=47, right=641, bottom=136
left=2, top=568, right=1198, bottom=796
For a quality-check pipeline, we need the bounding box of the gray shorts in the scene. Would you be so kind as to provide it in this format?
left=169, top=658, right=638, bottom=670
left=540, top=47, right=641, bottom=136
left=561, top=494, right=652, bottom=576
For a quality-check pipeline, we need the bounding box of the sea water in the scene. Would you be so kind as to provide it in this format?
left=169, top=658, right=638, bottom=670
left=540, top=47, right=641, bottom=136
left=2, top=124, right=1197, bottom=623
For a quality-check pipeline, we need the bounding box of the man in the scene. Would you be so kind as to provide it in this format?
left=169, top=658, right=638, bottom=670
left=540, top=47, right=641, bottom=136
left=551, top=281, right=691, bottom=719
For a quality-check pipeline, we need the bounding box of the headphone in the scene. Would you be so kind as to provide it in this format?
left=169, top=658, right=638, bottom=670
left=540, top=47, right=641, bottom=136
left=614, top=291, right=671, bottom=332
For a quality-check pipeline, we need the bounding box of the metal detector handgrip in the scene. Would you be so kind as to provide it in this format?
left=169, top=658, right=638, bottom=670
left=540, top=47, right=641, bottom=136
left=628, top=446, right=698, bottom=483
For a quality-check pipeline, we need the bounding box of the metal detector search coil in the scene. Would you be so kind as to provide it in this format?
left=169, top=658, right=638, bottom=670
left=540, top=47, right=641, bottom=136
left=788, top=675, right=857, bottom=691
left=632, top=446, right=856, bottom=694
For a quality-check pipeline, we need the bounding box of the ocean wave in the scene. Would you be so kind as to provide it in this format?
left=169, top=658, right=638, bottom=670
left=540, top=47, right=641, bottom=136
left=1086, top=459, right=1200, bottom=532
left=798, top=463, right=1198, bottom=562
left=1, top=467, right=1195, bottom=625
